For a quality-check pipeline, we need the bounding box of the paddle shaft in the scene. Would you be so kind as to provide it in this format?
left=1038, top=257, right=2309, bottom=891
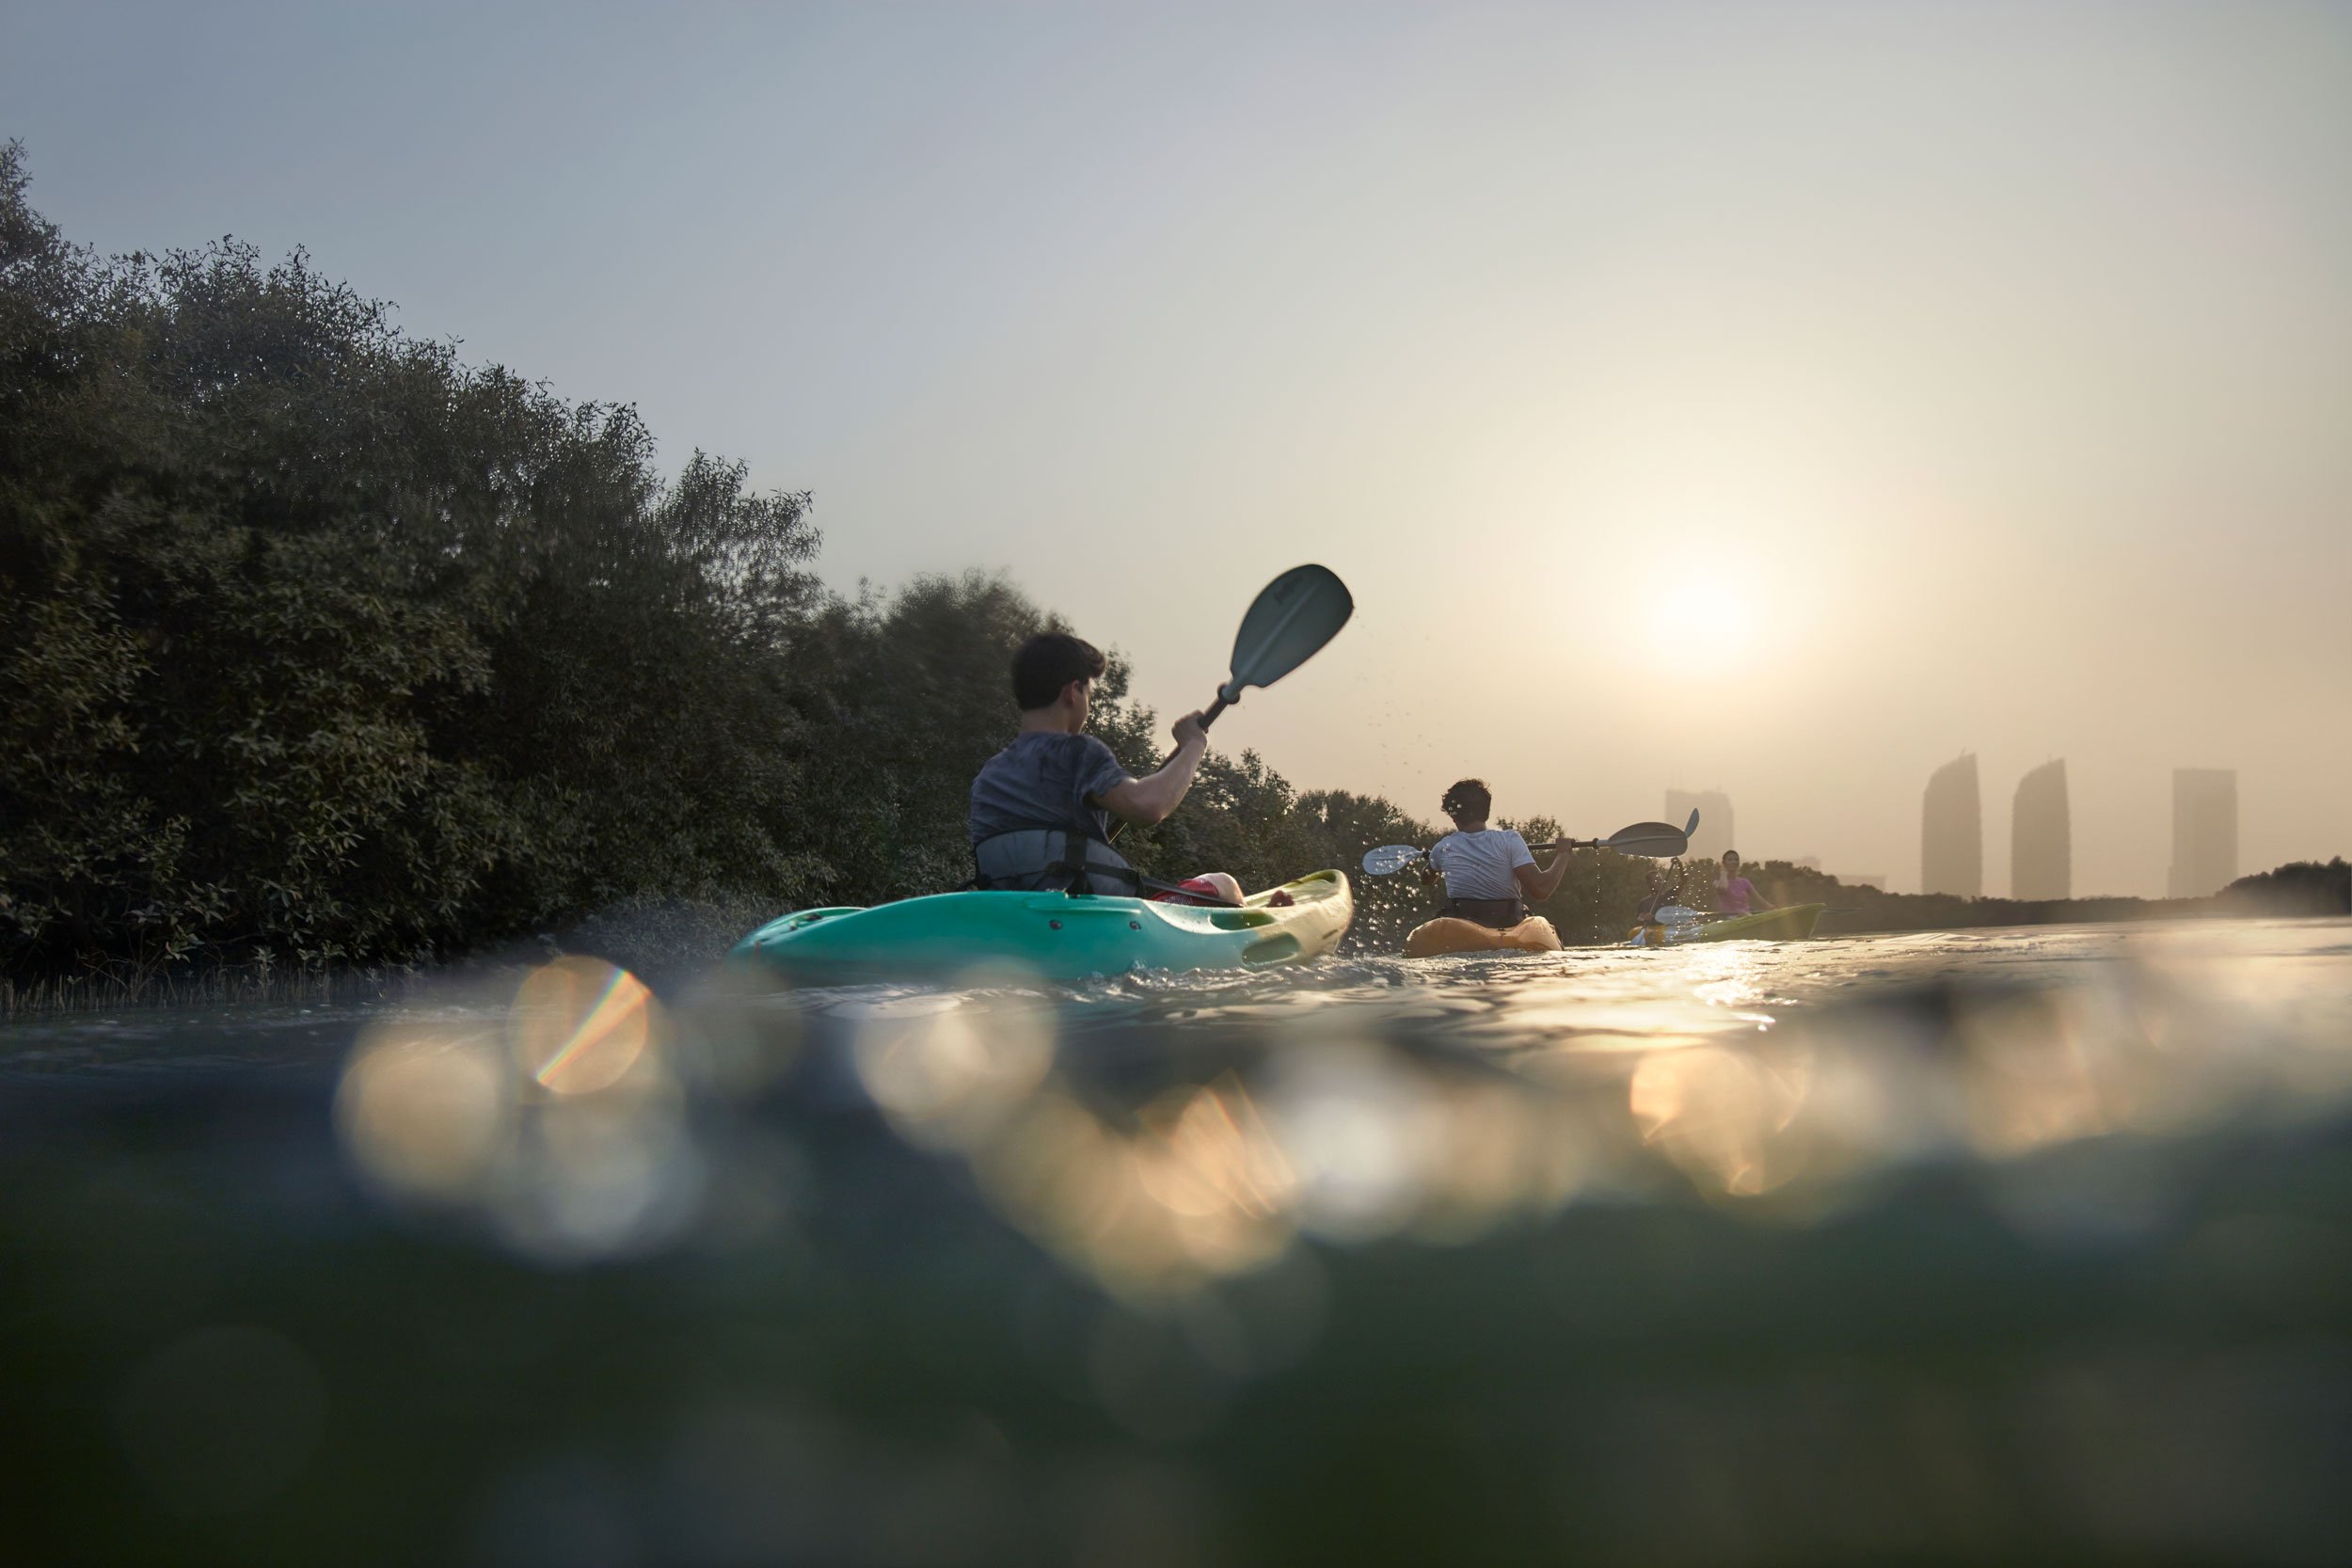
left=1383, top=837, right=1613, bottom=869
left=1105, top=694, right=1229, bottom=844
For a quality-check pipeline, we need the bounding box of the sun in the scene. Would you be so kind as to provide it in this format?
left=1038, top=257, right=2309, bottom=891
left=1647, top=578, right=1754, bottom=657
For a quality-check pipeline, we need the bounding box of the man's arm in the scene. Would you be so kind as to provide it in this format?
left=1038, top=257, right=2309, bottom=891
left=1098, top=712, right=1209, bottom=826
left=1513, top=844, right=1573, bottom=902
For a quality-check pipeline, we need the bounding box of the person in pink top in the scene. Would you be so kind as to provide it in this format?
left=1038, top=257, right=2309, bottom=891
left=1715, top=849, right=1775, bottom=916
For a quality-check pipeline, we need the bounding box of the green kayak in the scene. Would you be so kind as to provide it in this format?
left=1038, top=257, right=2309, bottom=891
left=1692, top=903, right=1825, bottom=942
left=730, top=870, right=1355, bottom=983
left=1623, top=902, right=1828, bottom=946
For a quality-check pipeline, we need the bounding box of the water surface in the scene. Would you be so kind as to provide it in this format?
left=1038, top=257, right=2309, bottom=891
left=7, top=919, right=2351, bottom=1564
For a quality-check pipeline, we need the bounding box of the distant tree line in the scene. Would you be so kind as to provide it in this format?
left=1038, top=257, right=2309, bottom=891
left=1736, top=857, right=2352, bottom=935
left=3, top=145, right=2338, bottom=984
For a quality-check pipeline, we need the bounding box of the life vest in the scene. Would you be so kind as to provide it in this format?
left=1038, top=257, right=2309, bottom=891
left=972, top=828, right=1141, bottom=896
left=1439, top=895, right=1526, bottom=930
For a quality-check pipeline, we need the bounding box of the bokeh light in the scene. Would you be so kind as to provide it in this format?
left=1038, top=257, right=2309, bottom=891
left=334, top=1025, right=511, bottom=1204
left=335, top=958, right=700, bottom=1260
left=512, top=956, right=656, bottom=1095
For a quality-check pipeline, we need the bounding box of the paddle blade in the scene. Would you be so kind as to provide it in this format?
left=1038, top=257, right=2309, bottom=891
left=1601, top=820, right=1692, bottom=858
left=1683, top=808, right=1700, bottom=837
left=1222, top=564, right=1353, bottom=703
left=1360, top=845, right=1423, bottom=877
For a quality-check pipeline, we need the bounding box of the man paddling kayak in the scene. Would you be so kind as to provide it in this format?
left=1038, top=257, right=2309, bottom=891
left=1422, top=779, right=1578, bottom=927
left=1635, top=865, right=1675, bottom=922
left=969, top=632, right=1238, bottom=901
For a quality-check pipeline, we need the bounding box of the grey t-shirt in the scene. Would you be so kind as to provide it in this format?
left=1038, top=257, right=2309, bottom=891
left=969, top=732, right=1135, bottom=845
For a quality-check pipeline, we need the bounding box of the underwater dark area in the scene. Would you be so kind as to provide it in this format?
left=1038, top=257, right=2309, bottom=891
left=7, top=917, right=2352, bottom=1565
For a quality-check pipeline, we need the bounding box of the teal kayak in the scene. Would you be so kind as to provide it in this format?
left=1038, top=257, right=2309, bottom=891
left=730, top=869, right=1355, bottom=983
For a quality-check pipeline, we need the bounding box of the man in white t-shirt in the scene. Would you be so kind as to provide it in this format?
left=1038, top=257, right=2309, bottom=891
left=1424, top=778, right=1578, bottom=928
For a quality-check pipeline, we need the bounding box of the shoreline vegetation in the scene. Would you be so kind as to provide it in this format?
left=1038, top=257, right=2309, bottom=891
left=4, top=145, right=2345, bottom=1012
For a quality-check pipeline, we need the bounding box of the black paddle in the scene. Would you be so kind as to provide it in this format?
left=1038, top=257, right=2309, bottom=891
left=1106, top=565, right=1354, bottom=844
left=1199, top=563, right=1356, bottom=728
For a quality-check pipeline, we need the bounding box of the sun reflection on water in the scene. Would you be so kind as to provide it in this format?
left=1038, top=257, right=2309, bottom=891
left=1629, top=1041, right=1814, bottom=1196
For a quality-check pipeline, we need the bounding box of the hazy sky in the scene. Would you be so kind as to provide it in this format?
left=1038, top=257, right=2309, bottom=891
left=7, top=1, right=2348, bottom=895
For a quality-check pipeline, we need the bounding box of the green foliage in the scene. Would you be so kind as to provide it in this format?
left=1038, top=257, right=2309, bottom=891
left=1, top=145, right=820, bottom=976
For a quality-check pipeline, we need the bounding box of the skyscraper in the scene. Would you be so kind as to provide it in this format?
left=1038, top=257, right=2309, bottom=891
left=2169, top=768, right=2238, bottom=897
left=2010, top=758, right=2071, bottom=900
left=1665, top=789, right=1734, bottom=863
left=1921, top=752, right=1982, bottom=897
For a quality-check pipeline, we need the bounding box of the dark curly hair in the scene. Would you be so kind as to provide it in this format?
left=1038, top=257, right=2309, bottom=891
left=1440, top=778, right=1492, bottom=821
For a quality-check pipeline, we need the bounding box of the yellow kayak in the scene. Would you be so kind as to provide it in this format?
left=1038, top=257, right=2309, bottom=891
left=1403, top=915, right=1563, bottom=958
